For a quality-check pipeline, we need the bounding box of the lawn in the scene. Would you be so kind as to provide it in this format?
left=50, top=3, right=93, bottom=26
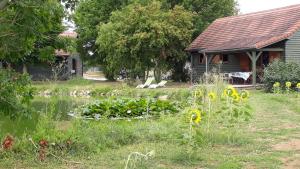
left=1, top=81, right=300, bottom=169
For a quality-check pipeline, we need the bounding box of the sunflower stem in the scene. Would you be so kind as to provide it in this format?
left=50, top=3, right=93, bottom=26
left=207, top=99, right=211, bottom=138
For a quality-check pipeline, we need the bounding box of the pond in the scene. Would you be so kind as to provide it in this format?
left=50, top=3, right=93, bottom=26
left=0, top=88, right=190, bottom=138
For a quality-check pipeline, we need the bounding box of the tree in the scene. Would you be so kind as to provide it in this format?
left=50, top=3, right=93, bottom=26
left=182, top=0, right=238, bottom=38
left=96, top=1, right=194, bottom=82
left=74, top=0, right=238, bottom=81
left=74, top=0, right=129, bottom=80
left=0, top=0, right=69, bottom=66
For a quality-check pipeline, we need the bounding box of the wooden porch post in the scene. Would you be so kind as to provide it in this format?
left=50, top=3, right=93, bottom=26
left=203, top=53, right=213, bottom=84
left=247, top=51, right=262, bottom=86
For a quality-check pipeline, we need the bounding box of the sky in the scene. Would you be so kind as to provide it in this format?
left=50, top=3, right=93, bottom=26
left=238, top=0, right=300, bottom=14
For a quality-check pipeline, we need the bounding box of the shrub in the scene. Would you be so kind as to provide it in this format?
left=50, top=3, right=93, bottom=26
left=263, top=60, right=300, bottom=91
left=0, top=70, right=34, bottom=118
left=76, top=98, right=180, bottom=119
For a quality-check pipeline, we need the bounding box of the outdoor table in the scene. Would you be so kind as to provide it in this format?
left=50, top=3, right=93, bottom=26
left=229, top=72, right=252, bottom=84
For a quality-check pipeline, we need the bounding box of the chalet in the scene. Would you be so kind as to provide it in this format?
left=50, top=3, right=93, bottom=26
left=187, top=4, right=300, bottom=85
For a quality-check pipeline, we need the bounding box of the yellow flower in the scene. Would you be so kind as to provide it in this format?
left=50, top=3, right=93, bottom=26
left=273, top=82, right=280, bottom=88
left=232, top=92, right=240, bottom=103
left=188, top=109, right=202, bottom=125
left=208, top=92, right=216, bottom=101
left=297, top=83, right=300, bottom=89
left=223, top=86, right=237, bottom=97
left=286, top=82, right=292, bottom=88
left=240, top=90, right=250, bottom=100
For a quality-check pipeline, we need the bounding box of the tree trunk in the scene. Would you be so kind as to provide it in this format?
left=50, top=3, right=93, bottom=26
left=145, top=66, right=150, bottom=81
left=7, top=63, right=11, bottom=69
left=154, top=67, right=162, bottom=83
left=22, top=63, right=28, bottom=74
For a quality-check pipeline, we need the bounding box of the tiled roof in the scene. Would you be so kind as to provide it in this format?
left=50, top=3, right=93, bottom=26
left=55, top=31, right=77, bottom=56
left=59, top=31, right=78, bottom=38
left=55, top=49, right=70, bottom=56
left=187, top=4, right=300, bottom=53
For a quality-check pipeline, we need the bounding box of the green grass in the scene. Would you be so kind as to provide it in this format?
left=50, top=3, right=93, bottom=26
left=1, top=82, right=300, bottom=169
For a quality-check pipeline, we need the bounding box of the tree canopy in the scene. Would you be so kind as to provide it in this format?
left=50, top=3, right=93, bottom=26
left=74, top=0, right=238, bottom=81
left=96, top=1, right=194, bottom=81
left=181, top=0, right=238, bottom=38
left=73, top=0, right=129, bottom=79
left=0, top=0, right=69, bottom=63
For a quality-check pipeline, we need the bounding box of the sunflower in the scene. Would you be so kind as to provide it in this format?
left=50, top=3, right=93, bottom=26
left=240, top=90, right=250, bottom=100
left=223, top=86, right=237, bottom=97
left=273, top=82, right=280, bottom=88
left=286, top=82, right=292, bottom=88
left=232, top=92, right=240, bottom=103
left=297, top=83, right=300, bottom=89
left=208, top=92, right=216, bottom=101
left=188, top=109, right=202, bottom=125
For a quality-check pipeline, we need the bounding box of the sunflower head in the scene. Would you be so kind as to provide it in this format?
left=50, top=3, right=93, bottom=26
left=273, top=82, right=280, bottom=88
left=286, top=82, right=292, bottom=88
left=223, top=86, right=237, bottom=97
left=208, top=92, right=216, bottom=101
left=232, top=92, right=240, bottom=103
left=297, top=83, right=300, bottom=89
left=240, top=90, right=250, bottom=100
left=188, top=109, right=202, bottom=125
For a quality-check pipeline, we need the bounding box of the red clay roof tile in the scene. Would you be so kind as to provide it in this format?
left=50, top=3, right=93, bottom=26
left=187, top=4, right=300, bottom=53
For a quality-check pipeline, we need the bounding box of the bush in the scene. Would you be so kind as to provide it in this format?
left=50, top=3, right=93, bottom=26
left=263, top=60, right=300, bottom=91
left=0, top=70, right=34, bottom=118
left=76, top=98, right=180, bottom=119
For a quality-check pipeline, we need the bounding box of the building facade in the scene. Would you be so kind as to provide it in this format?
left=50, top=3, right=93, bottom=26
left=187, top=4, right=300, bottom=84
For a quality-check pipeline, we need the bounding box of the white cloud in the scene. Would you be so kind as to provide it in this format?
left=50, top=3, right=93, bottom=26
left=238, top=0, right=300, bottom=14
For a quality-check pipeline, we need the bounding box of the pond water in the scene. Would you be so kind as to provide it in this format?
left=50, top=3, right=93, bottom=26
left=0, top=96, right=93, bottom=138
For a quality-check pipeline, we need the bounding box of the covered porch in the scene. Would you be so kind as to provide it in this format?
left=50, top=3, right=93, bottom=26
left=191, top=47, right=284, bottom=85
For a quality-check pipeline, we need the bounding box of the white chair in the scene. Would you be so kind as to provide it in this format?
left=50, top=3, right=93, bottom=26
left=136, top=78, right=154, bottom=88
left=148, top=80, right=168, bottom=89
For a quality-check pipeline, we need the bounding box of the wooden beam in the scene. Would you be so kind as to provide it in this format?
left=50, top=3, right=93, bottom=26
left=208, top=55, right=214, bottom=64
left=258, top=48, right=284, bottom=52
left=246, top=51, right=262, bottom=86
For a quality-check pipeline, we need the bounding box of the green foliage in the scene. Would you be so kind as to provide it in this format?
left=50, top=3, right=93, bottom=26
left=181, top=0, right=238, bottom=38
left=186, top=75, right=252, bottom=145
left=2, top=86, right=300, bottom=168
left=0, top=0, right=67, bottom=63
left=263, top=60, right=300, bottom=91
left=73, top=0, right=129, bottom=71
left=74, top=0, right=237, bottom=81
left=77, top=98, right=180, bottom=119
left=96, top=1, right=194, bottom=81
left=0, top=70, right=34, bottom=118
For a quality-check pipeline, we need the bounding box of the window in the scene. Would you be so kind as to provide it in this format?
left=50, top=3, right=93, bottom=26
left=199, top=55, right=205, bottom=64
left=221, top=54, right=229, bottom=63
left=72, top=59, right=77, bottom=74
left=212, top=55, right=221, bottom=64
left=211, top=54, right=229, bottom=64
